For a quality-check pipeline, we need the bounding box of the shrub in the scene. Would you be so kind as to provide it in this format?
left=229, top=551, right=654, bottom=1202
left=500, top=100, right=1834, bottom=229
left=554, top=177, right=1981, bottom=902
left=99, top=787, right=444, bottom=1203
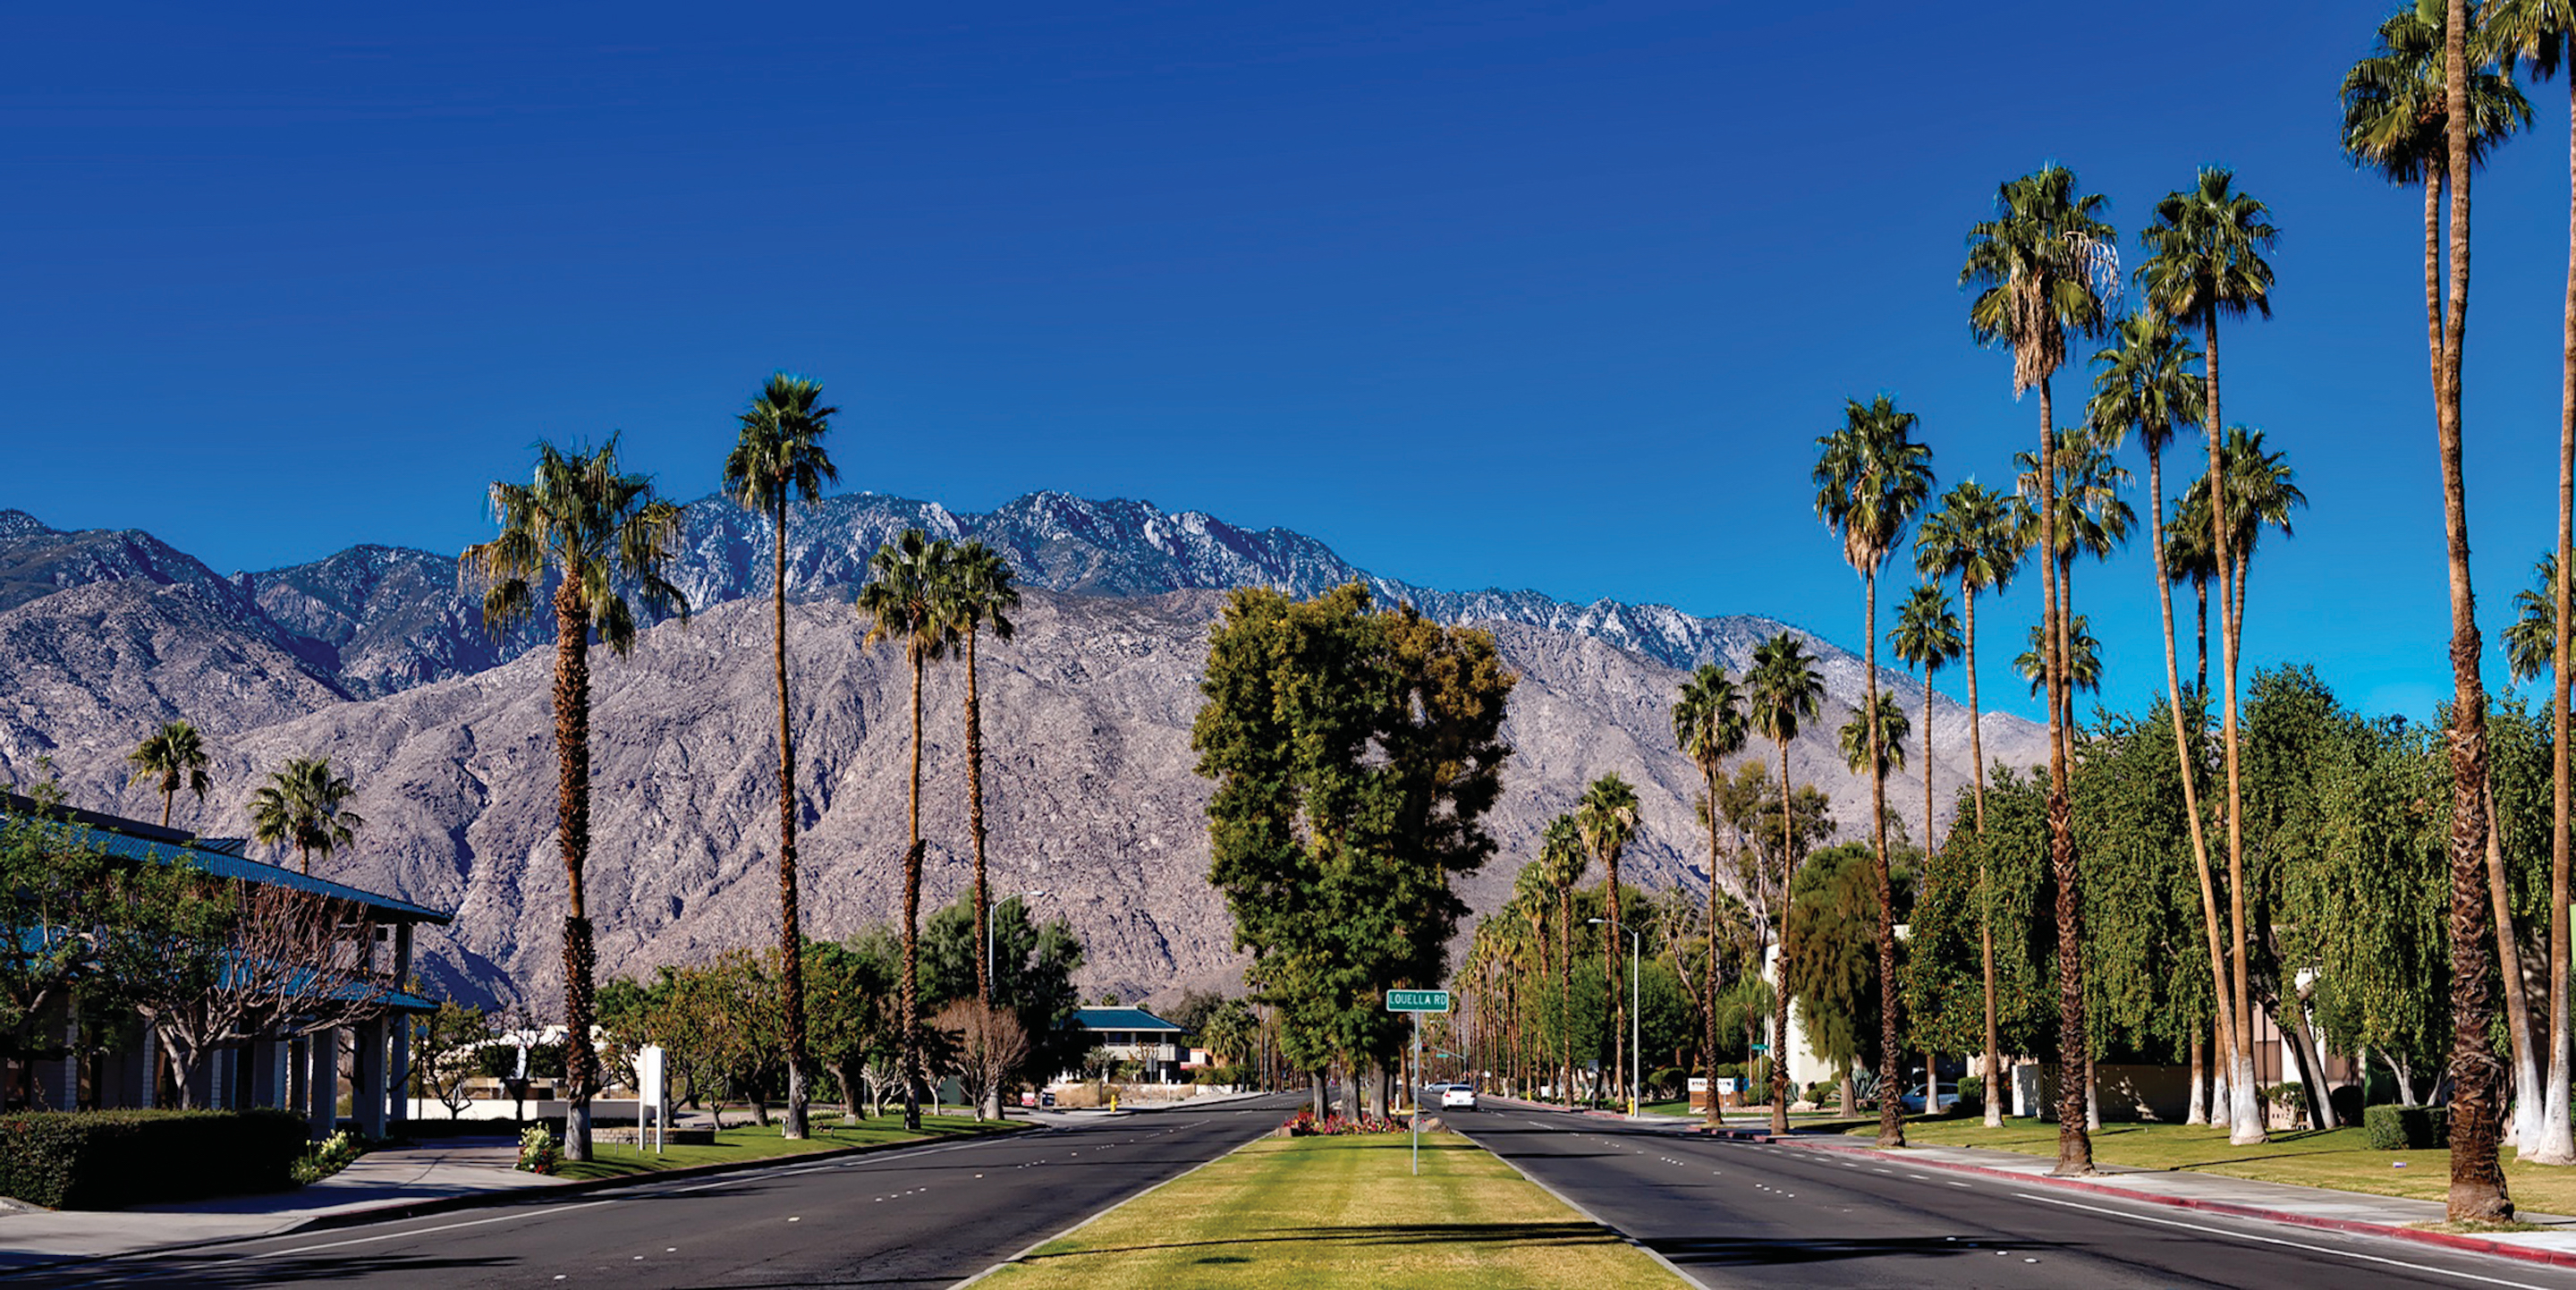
left=292, top=1131, right=367, bottom=1184
left=516, top=1123, right=561, bottom=1175
left=2328, top=1083, right=2364, bottom=1128
left=2365, top=1104, right=2448, bottom=1150
left=1648, top=1066, right=1687, bottom=1098
left=1804, top=1081, right=1837, bottom=1107
left=2261, top=1082, right=2308, bottom=1116
left=0, top=1109, right=307, bottom=1209
left=1953, top=1075, right=1984, bottom=1114
left=1713, top=1063, right=1745, bottom=1082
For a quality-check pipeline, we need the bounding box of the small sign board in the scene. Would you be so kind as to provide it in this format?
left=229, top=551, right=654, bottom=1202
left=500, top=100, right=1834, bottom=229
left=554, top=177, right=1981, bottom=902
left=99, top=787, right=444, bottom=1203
left=1385, top=989, right=1451, bottom=1013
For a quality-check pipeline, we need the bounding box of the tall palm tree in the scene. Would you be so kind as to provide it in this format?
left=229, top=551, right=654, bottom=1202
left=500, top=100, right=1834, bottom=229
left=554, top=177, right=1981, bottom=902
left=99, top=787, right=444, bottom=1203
left=2490, top=0, right=2576, bottom=1169
left=2344, top=0, right=2525, bottom=1208
left=2089, top=312, right=2231, bottom=1125
left=464, top=435, right=689, bottom=1163
left=1747, top=632, right=1825, bottom=1134
left=127, top=720, right=211, bottom=829
left=1579, top=774, right=1641, bottom=1112
left=1889, top=582, right=1962, bottom=878
left=1673, top=664, right=1749, bottom=1128
left=247, top=755, right=364, bottom=875
left=1837, top=692, right=1910, bottom=782
left=2014, top=427, right=2133, bottom=756
left=2014, top=617, right=2101, bottom=700
left=1539, top=814, right=1588, bottom=1105
left=2179, top=427, right=2307, bottom=640
left=947, top=541, right=1022, bottom=1007
left=2504, top=551, right=2563, bottom=1155
left=858, top=528, right=959, bottom=1131
left=724, top=371, right=840, bottom=1141
left=1963, top=164, right=2117, bottom=1175
left=2138, top=165, right=2277, bottom=1150
left=1812, top=394, right=1934, bottom=1149
left=1915, top=480, right=2025, bottom=1126
left=2510, top=554, right=2564, bottom=684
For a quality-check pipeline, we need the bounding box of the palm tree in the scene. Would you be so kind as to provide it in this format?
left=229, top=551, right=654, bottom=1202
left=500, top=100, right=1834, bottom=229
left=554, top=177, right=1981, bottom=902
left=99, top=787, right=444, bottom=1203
left=2014, top=616, right=2101, bottom=700
left=1673, top=664, right=1749, bottom=1128
left=1579, top=774, right=1641, bottom=1112
left=2504, top=552, right=2563, bottom=1156
left=1812, top=394, right=1934, bottom=1150
left=1963, top=164, right=2117, bottom=1175
left=2089, top=310, right=2230, bottom=1127
left=247, top=755, right=364, bottom=874
left=127, top=720, right=211, bottom=829
left=2489, top=0, right=2576, bottom=1170
left=2343, top=0, right=2520, bottom=1213
left=463, top=435, right=690, bottom=1163
left=2014, top=427, right=2132, bottom=755
left=1539, top=815, right=1588, bottom=1105
left=1837, top=692, right=1910, bottom=782
left=858, top=528, right=959, bottom=1131
left=724, top=371, right=840, bottom=1141
left=2510, top=554, right=2564, bottom=685
left=947, top=541, right=1022, bottom=1007
left=1889, top=583, right=1962, bottom=868
left=1747, top=632, right=1825, bottom=1134
left=1914, top=480, right=2025, bottom=1126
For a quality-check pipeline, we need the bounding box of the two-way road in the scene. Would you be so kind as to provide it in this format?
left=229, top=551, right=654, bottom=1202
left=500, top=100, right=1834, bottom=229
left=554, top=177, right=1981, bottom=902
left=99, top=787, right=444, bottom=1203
left=1454, top=1102, right=2576, bottom=1289
left=18, top=1095, right=1299, bottom=1289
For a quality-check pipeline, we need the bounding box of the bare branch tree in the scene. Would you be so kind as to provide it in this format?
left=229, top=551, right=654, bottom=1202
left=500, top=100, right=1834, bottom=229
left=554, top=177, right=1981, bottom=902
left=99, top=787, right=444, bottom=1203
left=935, top=999, right=1029, bottom=1122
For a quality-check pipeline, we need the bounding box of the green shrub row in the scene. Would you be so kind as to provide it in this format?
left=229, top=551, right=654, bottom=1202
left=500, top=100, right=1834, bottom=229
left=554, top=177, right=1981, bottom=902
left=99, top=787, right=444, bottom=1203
left=2363, top=1103, right=2448, bottom=1150
left=0, top=1108, right=307, bottom=1209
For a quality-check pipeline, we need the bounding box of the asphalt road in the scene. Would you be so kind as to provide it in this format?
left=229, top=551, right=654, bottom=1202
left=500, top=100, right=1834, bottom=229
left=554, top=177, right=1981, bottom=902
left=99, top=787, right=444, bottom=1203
left=21, top=1094, right=1301, bottom=1290
left=1453, top=1101, right=2576, bottom=1289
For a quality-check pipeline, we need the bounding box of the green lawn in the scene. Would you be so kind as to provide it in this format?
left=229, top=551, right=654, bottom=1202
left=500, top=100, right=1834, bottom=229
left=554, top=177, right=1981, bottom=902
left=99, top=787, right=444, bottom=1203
left=555, top=1115, right=1024, bottom=1181
left=979, top=1131, right=1682, bottom=1288
left=1870, top=1117, right=2576, bottom=1216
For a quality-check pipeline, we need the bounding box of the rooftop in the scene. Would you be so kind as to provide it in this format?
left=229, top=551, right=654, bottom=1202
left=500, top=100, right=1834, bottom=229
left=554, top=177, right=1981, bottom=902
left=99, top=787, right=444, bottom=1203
left=1, top=791, right=452, bottom=925
left=1065, top=1006, right=1183, bottom=1033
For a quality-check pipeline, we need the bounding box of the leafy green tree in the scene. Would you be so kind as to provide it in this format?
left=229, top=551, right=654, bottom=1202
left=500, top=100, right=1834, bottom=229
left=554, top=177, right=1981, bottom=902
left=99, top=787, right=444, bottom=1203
left=1785, top=842, right=1917, bottom=1114
left=463, top=435, right=690, bottom=1162
left=126, top=721, right=211, bottom=829
left=858, top=527, right=959, bottom=1131
left=1539, top=815, right=1588, bottom=1102
left=415, top=997, right=496, bottom=1119
left=247, top=756, right=364, bottom=876
left=724, top=370, right=840, bottom=1141
left=802, top=936, right=895, bottom=1118
left=1747, top=631, right=1825, bottom=1133
left=919, top=890, right=1087, bottom=1081
left=1672, top=663, right=1748, bottom=1126
left=946, top=541, right=1021, bottom=1005
left=1963, top=162, right=2117, bottom=1175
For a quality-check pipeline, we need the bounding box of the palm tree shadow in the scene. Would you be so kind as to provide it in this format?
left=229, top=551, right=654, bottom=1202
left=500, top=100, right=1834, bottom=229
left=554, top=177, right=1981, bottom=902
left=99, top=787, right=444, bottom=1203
left=1022, top=1220, right=1621, bottom=1262
left=1647, top=1235, right=2077, bottom=1267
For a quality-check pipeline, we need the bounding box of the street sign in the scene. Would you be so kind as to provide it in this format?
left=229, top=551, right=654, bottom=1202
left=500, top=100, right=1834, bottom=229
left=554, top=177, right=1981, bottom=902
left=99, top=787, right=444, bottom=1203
left=1385, top=989, right=1451, bottom=1013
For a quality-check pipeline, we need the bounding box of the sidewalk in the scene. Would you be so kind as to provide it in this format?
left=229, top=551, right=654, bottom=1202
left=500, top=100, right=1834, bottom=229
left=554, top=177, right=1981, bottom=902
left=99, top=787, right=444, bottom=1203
left=1748, top=1124, right=2576, bottom=1269
left=0, top=1136, right=560, bottom=1271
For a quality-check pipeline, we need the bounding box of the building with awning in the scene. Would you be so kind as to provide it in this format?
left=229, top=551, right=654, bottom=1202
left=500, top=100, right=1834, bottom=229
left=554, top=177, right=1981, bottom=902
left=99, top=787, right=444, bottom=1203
left=1061, top=1006, right=1185, bottom=1083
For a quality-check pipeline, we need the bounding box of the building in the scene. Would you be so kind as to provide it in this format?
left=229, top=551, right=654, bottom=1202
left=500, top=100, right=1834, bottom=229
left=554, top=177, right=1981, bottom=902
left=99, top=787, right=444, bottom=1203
left=1061, top=1006, right=1186, bottom=1083
left=1, top=793, right=451, bottom=1140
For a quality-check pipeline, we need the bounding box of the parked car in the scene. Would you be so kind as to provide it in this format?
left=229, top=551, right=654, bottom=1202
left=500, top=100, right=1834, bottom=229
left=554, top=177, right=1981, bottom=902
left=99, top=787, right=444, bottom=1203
left=1439, top=1082, right=1479, bottom=1110
left=1897, top=1082, right=1956, bottom=1114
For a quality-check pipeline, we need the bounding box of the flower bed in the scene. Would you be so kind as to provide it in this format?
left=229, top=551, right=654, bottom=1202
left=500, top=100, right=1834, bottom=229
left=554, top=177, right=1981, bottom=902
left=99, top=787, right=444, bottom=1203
left=1279, top=1108, right=1403, bottom=1136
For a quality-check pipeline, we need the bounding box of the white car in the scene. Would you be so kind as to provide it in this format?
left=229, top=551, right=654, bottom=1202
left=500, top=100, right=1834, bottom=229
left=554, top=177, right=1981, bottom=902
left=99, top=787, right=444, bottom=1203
left=1438, top=1083, right=1479, bottom=1110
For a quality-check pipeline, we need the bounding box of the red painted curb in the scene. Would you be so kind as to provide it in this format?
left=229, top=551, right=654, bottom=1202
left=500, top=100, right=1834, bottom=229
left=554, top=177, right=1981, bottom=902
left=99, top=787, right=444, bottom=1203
left=1781, top=1135, right=2576, bottom=1270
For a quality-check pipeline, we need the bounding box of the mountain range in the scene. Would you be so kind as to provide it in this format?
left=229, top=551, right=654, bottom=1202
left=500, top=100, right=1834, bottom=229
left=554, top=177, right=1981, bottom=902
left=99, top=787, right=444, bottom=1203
left=0, top=492, right=2047, bottom=1010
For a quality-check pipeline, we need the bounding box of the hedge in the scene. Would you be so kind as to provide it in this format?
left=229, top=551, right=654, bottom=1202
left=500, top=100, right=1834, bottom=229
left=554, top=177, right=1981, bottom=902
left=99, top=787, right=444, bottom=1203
left=2364, top=1103, right=2448, bottom=1151
left=0, top=1108, right=308, bottom=1209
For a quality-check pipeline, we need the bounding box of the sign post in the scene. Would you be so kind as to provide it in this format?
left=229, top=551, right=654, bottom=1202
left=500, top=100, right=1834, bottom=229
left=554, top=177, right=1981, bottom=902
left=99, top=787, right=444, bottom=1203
left=1385, top=990, right=1451, bottom=1176
left=638, top=1045, right=666, bottom=1156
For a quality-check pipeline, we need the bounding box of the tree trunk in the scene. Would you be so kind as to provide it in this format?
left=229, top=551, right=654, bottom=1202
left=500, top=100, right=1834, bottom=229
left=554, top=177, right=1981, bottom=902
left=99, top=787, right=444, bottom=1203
left=2539, top=64, right=2576, bottom=1171
left=2038, top=377, right=2092, bottom=1175
left=2278, top=989, right=2334, bottom=1132
left=1560, top=888, right=1573, bottom=1107
left=773, top=499, right=809, bottom=1141
left=2188, top=1032, right=2207, bottom=1126
left=1771, top=739, right=1795, bottom=1135
left=2441, top=0, right=2512, bottom=1217
left=553, top=580, right=597, bottom=1164
left=2487, top=785, right=2543, bottom=1151
left=2204, top=311, right=2266, bottom=1148
left=1705, top=762, right=1725, bottom=1129
left=2212, top=1021, right=2232, bottom=1132
left=969, top=624, right=993, bottom=1005
left=902, top=647, right=927, bottom=1132
left=1868, top=572, right=1904, bottom=1150
left=1965, top=578, right=2003, bottom=1129
left=1606, top=838, right=1624, bottom=1115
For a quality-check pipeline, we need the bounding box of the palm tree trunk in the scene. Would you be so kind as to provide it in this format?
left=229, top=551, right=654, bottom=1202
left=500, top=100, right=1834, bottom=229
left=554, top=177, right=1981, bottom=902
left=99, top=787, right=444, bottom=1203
left=2035, top=376, right=2091, bottom=1175
left=2188, top=1032, right=2207, bottom=1126
left=159, top=786, right=174, bottom=829
left=968, top=624, right=992, bottom=1006
left=2442, top=0, right=2511, bottom=1217
left=2194, top=580, right=2209, bottom=700
left=1560, top=888, right=1573, bottom=1107
left=1771, top=739, right=1794, bottom=1136
left=1606, top=844, right=1623, bottom=1113
left=902, top=646, right=927, bottom=1132
left=1705, top=763, right=1724, bottom=1129
left=2205, top=311, right=2265, bottom=1147
left=774, top=499, right=809, bottom=1141
left=2148, top=435, right=2236, bottom=1138
left=553, top=579, right=597, bottom=1163
left=2485, top=786, right=2541, bottom=1151
left=1965, top=578, right=2002, bottom=1128
left=1867, top=573, right=1903, bottom=1149
left=2538, top=64, right=2576, bottom=1170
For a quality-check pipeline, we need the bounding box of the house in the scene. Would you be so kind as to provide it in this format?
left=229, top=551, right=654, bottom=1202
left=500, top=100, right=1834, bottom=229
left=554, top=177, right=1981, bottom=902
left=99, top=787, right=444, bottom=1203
left=1, top=792, right=452, bottom=1140
left=1061, top=1006, right=1186, bottom=1083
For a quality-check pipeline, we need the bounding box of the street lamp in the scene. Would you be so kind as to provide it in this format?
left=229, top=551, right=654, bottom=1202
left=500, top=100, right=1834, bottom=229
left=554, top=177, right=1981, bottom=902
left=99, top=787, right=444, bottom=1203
left=1589, top=917, right=1641, bottom=1116
left=988, top=889, right=1049, bottom=1004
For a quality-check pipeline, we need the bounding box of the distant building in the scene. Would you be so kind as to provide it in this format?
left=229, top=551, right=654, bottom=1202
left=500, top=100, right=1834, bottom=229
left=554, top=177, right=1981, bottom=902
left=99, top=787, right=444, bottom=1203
left=1, top=793, right=451, bottom=1139
left=1060, top=1006, right=1186, bottom=1083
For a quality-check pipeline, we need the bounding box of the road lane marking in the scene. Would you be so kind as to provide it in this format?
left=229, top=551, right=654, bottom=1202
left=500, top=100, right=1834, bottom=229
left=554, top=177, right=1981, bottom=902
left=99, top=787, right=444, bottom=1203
left=2011, top=1192, right=2554, bottom=1290
left=258, top=1205, right=583, bottom=1258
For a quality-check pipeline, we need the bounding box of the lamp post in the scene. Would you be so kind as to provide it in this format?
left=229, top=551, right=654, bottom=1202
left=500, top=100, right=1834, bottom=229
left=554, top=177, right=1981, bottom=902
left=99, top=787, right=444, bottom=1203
left=1589, top=918, right=1641, bottom=1116
left=988, top=889, right=1049, bottom=1004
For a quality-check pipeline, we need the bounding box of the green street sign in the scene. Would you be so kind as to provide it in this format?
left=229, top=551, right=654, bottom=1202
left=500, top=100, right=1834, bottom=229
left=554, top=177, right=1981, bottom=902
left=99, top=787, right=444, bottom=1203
left=1386, top=989, right=1451, bottom=1014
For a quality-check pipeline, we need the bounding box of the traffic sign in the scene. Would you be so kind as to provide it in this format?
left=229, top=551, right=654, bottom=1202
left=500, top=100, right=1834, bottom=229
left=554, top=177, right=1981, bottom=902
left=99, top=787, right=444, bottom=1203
left=1386, top=989, right=1451, bottom=1013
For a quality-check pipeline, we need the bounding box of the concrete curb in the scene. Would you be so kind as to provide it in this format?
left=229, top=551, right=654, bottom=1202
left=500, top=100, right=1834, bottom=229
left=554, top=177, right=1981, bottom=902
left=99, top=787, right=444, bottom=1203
left=1776, top=1133, right=2576, bottom=1271
left=4, top=1119, right=1040, bottom=1278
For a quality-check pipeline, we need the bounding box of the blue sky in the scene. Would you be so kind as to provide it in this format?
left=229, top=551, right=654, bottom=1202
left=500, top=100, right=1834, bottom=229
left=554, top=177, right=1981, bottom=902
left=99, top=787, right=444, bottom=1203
left=4, top=1, right=2571, bottom=723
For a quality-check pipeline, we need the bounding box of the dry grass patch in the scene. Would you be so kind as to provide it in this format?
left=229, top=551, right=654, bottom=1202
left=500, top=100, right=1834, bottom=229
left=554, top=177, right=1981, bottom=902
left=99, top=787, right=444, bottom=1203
left=555, top=1115, right=1021, bottom=1181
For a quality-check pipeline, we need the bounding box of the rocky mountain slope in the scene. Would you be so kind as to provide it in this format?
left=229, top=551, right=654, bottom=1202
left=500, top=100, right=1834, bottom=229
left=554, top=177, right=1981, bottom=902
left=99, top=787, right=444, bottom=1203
left=0, top=497, right=2048, bottom=1008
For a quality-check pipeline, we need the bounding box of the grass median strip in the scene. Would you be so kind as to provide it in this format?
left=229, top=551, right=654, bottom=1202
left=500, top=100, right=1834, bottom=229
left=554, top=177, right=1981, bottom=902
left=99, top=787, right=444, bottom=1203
left=979, top=1130, right=1681, bottom=1288
left=1863, top=1117, right=2576, bottom=1215
left=555, top=1115, right=1025, bottom=1181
